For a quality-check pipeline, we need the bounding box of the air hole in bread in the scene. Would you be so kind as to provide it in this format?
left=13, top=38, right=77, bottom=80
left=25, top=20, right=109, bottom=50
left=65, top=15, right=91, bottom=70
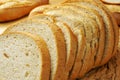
left=37, top=55, right=39, bottom=58
left=12, top=58, right=15, bottom=60
left=25, top=71, right=29, bottom=77
left=90, top=42, right=92, bottom=47
left=36, top=64, right=39, bottom=67
left=6, top=35, right=8, bottom=38
left=13, top=36, right=16, bottom=39
left=25, top=53, right=29, bottom=56
left=26, top=64, right=30, bottom=67
left=30, top=44, right=32, bottom=46
left=94, top=43, right=97, bottom=48
left=81, top=59, right=83, bottom=63
left=33, top=53, right=35, bottom=56
left=3, top=53, right=9, bottom=58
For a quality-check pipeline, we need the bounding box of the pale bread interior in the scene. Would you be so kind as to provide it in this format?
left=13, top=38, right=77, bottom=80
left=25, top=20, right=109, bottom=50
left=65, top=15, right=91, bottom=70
left=0, top=33, right=43, bottom=80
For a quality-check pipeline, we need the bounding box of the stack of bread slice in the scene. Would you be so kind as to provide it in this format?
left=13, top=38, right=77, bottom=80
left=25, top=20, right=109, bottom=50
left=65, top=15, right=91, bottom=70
left=0, top=0, right=119, bottom=80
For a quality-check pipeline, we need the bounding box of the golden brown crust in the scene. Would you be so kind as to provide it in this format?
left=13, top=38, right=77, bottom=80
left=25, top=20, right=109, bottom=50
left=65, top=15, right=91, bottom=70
left=0, top=6, right=34, bottom=22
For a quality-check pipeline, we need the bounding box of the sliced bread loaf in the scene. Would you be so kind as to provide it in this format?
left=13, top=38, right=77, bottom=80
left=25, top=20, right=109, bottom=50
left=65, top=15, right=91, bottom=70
left=64, top=2, right=105, bottom=68
left=4, top=20, right=66, bottom=80
left=0, top=32, right=50, bottom=80
left=44, top=7, right=98, bottom=78
left=51, top=5, right=100, bottom=77
left=44, top=8, right=94, bottom=79
left=69, top=0, right=114, bottom=67
left=29, top=5, right=99, bottom=78
left=78, top=0, right=115, bottom=67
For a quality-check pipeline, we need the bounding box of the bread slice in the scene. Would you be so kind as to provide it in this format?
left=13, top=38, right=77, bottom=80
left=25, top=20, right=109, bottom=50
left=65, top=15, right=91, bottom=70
left=101, top=0, right=120, bottom=4
left=0, top=0, right=48, bottom=22
left=0, top=32, right=50, bottom=80
left=28, top=14, right=78, bottom=79
left=4, top=20, right=66, bottom=80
